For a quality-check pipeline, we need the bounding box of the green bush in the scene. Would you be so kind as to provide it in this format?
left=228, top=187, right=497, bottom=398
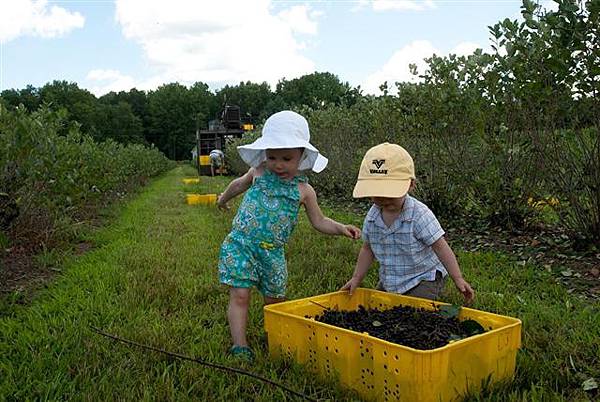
left=0, top=105, right=174, bottom=249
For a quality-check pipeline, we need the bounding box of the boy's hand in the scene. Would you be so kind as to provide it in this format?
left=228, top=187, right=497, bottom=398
left=454, top=277, right=475, bottom=305
left=339, top=277, right=361, bottom=296
left=341, top=224, right=361, bottom=239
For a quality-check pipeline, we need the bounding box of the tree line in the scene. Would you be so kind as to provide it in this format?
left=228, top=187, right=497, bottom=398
left=0, top=73, right=360, bottom=160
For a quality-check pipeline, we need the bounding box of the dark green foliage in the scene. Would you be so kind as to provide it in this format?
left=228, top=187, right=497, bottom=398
left=483, top=0, right=600, bottom=242
left=100, top=88, right=151, bottom=141
left=91, top=101, right=145, bottom=144
left=100, top=88, right=149, bottom=120
left=147, top=83, right=197, bottom=160
left=39, top=80, right=99, bottom=136
left=226, top=130, right=260, bottom=176
left=0, top=85, right=41, bottom=112
left=460, top=319, right=486, bottom=337
left=0, top=104, right=174, bottom=249
left=145, top=82, right=217, bottom=160
left=215, top=81, right=273, bottom=125
left=3, top=82, right=147, bottom=146
left=276, top=72, right=361, bottom=110
left=190, top=81, right=218, bottom=130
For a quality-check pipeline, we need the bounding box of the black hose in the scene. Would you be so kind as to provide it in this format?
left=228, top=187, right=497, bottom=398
left=90, top=326, right=317, bottom=401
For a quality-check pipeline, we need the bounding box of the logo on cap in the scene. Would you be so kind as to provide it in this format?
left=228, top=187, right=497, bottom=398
left=370, top=159, right=387, bottom=174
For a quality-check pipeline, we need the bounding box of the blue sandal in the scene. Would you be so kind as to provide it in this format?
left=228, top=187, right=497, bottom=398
left=230, top=345, right=254, bottom=361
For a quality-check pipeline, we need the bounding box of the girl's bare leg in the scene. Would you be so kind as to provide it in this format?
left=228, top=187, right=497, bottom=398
left=228, top=287, right=251, bottom=346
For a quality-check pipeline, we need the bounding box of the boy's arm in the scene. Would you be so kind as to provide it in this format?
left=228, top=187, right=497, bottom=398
left=340, top=242, right=374, bottom=295
left=431, top=237, right=475, bottom=304
left=217, top=167, right=255, bottom=210
left=300, top=183, right=360, bottom=239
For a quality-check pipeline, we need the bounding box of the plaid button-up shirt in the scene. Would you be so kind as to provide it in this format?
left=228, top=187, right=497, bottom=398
left=362, top=195, right=447, bottom=294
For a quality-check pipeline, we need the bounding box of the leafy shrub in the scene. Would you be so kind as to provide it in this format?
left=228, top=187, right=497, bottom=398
left=0, top=105, right=174, bottom=249
left=540, top=128, right=600, bottom=247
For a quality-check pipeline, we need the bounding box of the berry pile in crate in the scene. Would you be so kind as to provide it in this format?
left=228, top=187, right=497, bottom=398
left=312, top=304, right=485, bottom=350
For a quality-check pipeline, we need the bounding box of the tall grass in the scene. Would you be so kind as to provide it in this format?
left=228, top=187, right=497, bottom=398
left=1, top=166, right=598, bottom=401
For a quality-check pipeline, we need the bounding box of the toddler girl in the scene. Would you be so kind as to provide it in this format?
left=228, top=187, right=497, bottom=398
left=217, top=110, right=361, bottom=359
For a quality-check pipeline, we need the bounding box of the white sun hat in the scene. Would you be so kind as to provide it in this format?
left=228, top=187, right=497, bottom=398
left=237, top=110, right=328, bottom=173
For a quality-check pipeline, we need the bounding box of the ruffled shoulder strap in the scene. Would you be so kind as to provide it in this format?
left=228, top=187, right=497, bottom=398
left=293, top=174, right=308, bottom=185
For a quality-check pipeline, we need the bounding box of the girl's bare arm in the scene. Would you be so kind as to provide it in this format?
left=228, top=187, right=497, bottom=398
left=217, top=167, right=256, bottom=209
left=300, top=183, right=361, bottom=238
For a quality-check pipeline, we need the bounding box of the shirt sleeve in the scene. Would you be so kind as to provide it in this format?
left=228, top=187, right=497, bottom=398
left=414, top=208, right=445, bottom=246
left=361, top=216, right=370, bottom=244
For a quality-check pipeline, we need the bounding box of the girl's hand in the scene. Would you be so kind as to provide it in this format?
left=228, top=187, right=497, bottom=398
left=341, top=224, right=361, bottom=239
left=453, top=277, right=475, bottom=305
left=339, top=277, right=361, bottom=296
left=217, top=193, right=229, bottom=210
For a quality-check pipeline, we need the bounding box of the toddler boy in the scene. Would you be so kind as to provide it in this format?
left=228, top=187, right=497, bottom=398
left=341, top=143, right=474, bottom=303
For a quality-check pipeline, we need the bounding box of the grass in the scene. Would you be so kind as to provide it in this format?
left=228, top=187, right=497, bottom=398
left=1, top=165, right=598, bottom=401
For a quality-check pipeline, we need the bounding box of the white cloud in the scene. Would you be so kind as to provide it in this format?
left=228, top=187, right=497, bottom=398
left=512, top=0, right=559, bottom=20
left=113, top=0, right=318, bottom=90
left=85, top=69, right=176, bottom=96
left=354, top=0, right=436, bottom=12
left=362, top=40, right=482, bottom=95
left=277, top=5, right=321, bottom=35
left=0, top=0, right=84, bottom=42
left=373, top=0, right=435, bottom=12
left=362, top=40, right=437, bottom=94
left=451, top=41, right=481, bottom=57
left=86, top=69, right=136, bottom=96
left=539, top=1, right=559, bottom=12
left=350, top=0, right=370, bottom=12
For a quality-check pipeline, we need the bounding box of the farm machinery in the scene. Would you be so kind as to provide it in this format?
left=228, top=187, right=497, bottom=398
left=193, top=105, right=253, bottom=176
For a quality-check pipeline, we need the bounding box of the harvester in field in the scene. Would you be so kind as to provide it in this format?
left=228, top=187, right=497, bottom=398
left=192, top=105, right=254, bottom=176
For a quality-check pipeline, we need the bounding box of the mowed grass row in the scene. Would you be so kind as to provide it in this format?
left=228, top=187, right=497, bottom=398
left=1, top=165, right=598, bottom=401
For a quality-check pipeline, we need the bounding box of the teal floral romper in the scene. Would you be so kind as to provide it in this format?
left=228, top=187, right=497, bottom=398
left=218, top=169, right=307, bottom=298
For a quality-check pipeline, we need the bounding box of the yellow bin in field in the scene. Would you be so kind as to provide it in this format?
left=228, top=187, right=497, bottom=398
left=182, top=178, right=200, bottom=184
left=185, top=193, right=217, bottom=205
left=264, top=289, right=521, bottom=402
left=199, top=155, right=211, bottom=166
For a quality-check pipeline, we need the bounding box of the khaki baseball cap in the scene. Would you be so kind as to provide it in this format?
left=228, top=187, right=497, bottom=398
left=353, top=143, right=415, bottom=198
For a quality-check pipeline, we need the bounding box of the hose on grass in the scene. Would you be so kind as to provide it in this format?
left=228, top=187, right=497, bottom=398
left=90, top=326, right=318, bottom=401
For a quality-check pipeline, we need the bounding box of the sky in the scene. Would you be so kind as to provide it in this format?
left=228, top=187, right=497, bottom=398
left=0, top=0, right=557, bottom=97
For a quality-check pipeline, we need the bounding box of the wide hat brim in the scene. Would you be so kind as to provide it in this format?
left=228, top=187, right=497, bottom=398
left=237, top=136, right=328, bottom=173
left=353, top=178, right=411, bottom=198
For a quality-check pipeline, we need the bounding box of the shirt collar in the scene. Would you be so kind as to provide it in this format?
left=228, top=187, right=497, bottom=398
left=366, top=195, right=416, bottom=227
left=397, top=195, right=415, bottom=222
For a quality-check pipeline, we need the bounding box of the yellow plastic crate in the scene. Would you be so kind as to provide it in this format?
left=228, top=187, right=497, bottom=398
left=185, top=193, right=216, bottom=205
left=182, top=178, right=200, bottom=184
left=264, top=289, right=521, bottom=402
left=199, top=155, right=211, bottom=166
